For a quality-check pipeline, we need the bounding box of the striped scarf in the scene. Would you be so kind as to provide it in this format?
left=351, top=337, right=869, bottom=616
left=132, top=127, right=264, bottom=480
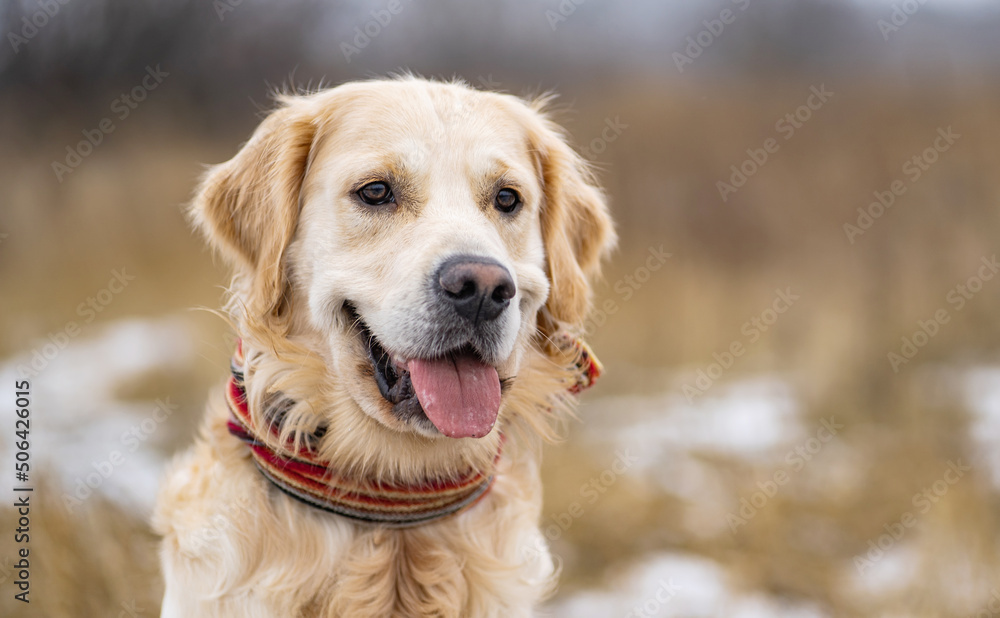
left=226, top=336, right=602, bottom=527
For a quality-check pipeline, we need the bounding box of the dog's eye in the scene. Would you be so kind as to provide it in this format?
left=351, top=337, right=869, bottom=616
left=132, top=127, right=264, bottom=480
left=494, top=188, right=521, bottom=214
left=358, top=182, right=394, bottom=206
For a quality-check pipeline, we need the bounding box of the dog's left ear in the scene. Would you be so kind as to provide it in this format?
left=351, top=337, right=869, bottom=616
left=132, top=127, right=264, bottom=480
left=525, top=105, right=617, bottom=332
left=189, top=98, right=317, bottom=318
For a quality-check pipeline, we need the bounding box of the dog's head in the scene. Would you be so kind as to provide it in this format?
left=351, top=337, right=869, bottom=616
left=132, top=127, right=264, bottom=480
left=192, top=77, right=613, bottom=443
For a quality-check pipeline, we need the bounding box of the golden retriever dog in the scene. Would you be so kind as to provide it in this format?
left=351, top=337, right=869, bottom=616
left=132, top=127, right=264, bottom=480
left=154, top=76, right=614, bottom=617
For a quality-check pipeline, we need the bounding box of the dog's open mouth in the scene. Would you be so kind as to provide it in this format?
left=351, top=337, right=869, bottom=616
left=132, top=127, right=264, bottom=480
left=346, top=304, right=502, bottom=439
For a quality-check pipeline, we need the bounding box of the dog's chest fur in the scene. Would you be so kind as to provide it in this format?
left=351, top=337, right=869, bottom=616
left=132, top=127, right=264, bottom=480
left=154, top=393, right=555, bottom=618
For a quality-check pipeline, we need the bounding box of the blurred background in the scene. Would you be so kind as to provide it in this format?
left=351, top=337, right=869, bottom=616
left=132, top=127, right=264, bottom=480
left=2, top=0, right=1000, bottom=615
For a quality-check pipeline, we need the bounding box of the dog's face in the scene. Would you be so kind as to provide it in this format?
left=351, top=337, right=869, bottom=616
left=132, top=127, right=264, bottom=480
left=290, top=87, right=553, bottom=439
left=192, top=78, right=613, bottom=441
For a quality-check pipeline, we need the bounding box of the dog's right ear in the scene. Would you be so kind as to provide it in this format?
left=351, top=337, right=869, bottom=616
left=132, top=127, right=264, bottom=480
left=190, top=99, right=316, bottom=318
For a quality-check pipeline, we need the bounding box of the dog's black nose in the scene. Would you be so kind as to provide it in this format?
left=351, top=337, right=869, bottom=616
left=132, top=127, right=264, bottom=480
left=437, top=255, right=516, bottom=324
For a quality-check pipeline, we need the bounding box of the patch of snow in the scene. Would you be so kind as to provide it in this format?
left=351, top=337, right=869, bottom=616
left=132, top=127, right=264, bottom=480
left=960, top=366, right=1000, bottom=490
left=581, top=375, right=802, bottom=465
left=575, top=375, right=803, bottom=536
left=838, top=541, right=921, bottom=614
left=546, top=552, right=828, bottom=617
left=0, top=316, right=197, bottom=514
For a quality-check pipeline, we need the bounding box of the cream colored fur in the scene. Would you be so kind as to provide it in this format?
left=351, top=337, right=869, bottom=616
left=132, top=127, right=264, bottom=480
left=154, top=76, right=614, bottom=617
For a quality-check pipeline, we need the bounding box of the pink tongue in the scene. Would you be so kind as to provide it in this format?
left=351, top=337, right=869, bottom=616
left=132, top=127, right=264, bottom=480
left=407, top=354, right=501, bottom=439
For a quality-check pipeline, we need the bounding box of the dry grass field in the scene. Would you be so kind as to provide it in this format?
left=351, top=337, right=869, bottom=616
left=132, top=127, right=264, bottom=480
left=2, top=1, right=1000, bottom=615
